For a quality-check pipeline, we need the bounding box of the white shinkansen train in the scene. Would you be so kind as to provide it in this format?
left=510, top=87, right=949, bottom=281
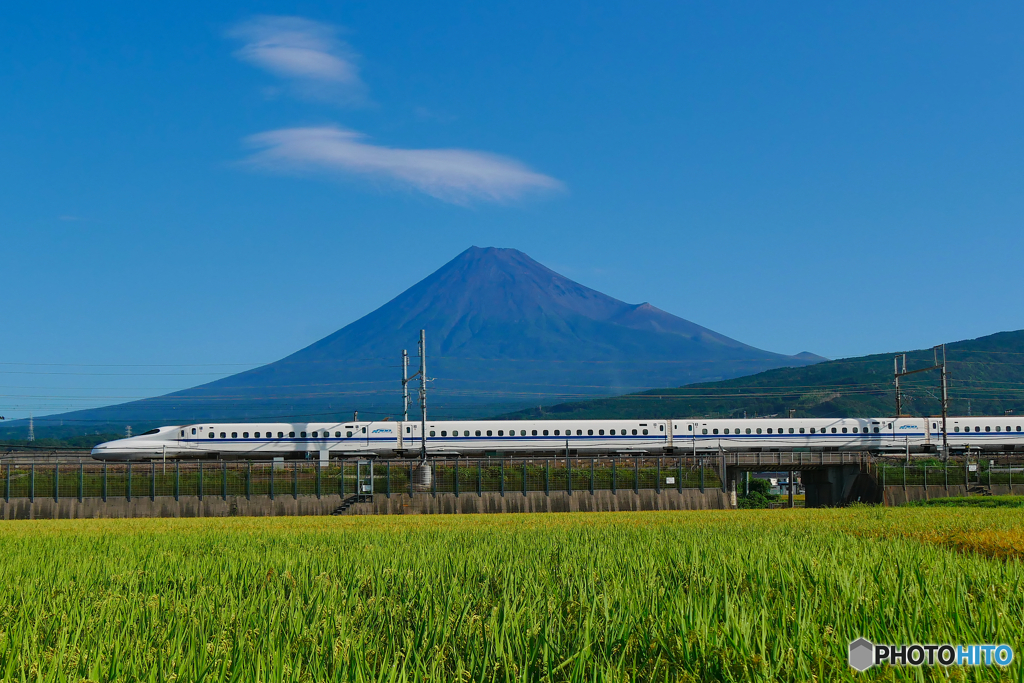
left=90, top=416, right=1024, bottom=461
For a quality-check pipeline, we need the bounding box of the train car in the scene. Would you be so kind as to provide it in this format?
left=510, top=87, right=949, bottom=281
left=90, top=415, right=1024, bottom=461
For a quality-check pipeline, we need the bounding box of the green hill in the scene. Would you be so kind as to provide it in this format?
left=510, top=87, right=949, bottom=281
left=500, top=330, right=1024, bottom=420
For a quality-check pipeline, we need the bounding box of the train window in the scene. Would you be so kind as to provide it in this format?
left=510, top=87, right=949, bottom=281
left=810, top=428, right=815, bottom=434
left=311, top=432, right=317, bottom=438
left=599, top=429, right=605, bottom=435
left=632, top=429, right=638, bottom=435
left=346, top=431, right=353, bottom=437
left=799, top=428, right=805, bottom=434
left=466, top=431, right=471, bottom=436
left=643, top=429, right=648, bottom=435
left=1018, top=426, right=1022, bottom=432
left=243, top=432, right=249, bottom=438
left=954, top=427, right=959, bottom=432
left=532, top=430, right=538, bottom=436
left=842, top=428, right=847, bottom=434
left=588, top=430, right=594, bottom=436
left=703, top=429, right=708, bottom=435
left=554, top=429, right=560, bottom=436
left=487, top=430, right=493, bottom=436
left=688, top=425, right=693, bottom=431
left=713, top=429, right=719, bottom=435
left=406, top=427, right=411, bottom=434
left=724, top=428, right=730, bottom=434
left=180, top=430, right=185, bottom=437
left=997, top=426, right=1002, bottom=432
left=874, top=427, right=879, bottom=433
left=475, top=430, right=481, bottom=436
left=767, top=428, right=772, bottom=434
left=756, top=428, right=762, bottom=434
left=746, top=428, right=751, bottom=434
left=430, top=431, right=436, bottom=437
left=576, top=430, right=582, bottom=435
left=496, top=430, right=503, bottom=436
left=232, top=432, right=238, bottom=438
left=257, top=432, right=263, bottom=438
left=278, top=432, right=283, bottom=438
left=660, top=425, right=665, bottom=431
left=362, top=427, right=366, bottom=433
left=289, top=432, right=295, bottom=437
left=975, top=426, right=981, bottom=432
left=986, top=426, right=991, bottom=432
left=440, top=431, right=447, bottom=437
left=191, top=428, right=196, bottom=435
left=208, top=433, right=214, bottom=438
left=543, top=430, right=549, bottom=436
left=932, top=423, right=937, bottom=429
left=300, top=432, right=306, bottom=438
left=220, top=432, right=226, bottom=438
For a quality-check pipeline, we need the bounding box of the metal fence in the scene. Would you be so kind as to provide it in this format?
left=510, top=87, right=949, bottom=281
left=0, top=456, right=723, bottom=503
left=873, top=461, right=1024, bottom=488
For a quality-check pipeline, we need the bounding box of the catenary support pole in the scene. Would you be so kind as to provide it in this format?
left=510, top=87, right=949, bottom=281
left=419, top=330, right=427, bottom=462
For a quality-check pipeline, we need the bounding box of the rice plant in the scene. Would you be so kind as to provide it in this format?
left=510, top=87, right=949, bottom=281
left=0, top=509, right=1020, bottom=681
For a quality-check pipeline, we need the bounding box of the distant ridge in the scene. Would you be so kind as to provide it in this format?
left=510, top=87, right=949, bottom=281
left=500, top=329, right=1024, bottom=420
left=2, top=247, right=820, bottom=436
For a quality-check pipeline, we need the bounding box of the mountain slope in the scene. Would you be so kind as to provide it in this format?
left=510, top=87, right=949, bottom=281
left=3, top=246, right=818, bottom=436
left=500, top=330, right=1024, bottom=420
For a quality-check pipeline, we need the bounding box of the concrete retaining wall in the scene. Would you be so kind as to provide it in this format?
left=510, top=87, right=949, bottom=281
left=881, top=485, right=1024, bottom=505
left=0, top=487, right=729, bottom=520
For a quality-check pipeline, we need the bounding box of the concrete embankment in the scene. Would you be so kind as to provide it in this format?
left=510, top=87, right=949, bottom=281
left=0, top=487, right=729, bottom=520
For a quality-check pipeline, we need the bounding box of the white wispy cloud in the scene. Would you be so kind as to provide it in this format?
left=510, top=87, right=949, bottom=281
left=241, top=126, right=564, bottom=205
left=228, top=16, right=366, bottom=104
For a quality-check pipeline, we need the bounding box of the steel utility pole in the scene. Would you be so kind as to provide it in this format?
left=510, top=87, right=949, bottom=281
left=894, top=354, right=906, bottom=416
left=402, top=349, right=410, bottom=422
left=939, top=344, right=949, bottom=459
left=893, top=345, right=950, bottom=460
left=418, top=330, right=428, bottom=461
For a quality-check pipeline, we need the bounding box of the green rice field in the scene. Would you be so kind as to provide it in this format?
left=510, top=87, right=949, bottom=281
left=0, top=508, right=1021, bottom=682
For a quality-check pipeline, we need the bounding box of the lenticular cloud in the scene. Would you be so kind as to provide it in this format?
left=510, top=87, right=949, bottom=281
left=228, top=16, right=366, bottom=104
left=243, top=126, right=564, bottom=204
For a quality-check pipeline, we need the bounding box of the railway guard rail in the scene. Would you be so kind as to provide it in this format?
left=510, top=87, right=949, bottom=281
left=0, top=456, right=725, bottom=503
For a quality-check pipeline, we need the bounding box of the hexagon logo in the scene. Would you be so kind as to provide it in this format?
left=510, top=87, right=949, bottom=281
left=849, top=638, right=875, bottom=672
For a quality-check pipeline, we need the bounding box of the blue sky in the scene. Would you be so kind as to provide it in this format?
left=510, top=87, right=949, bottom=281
left=3, top=1, right=1024, bottom=419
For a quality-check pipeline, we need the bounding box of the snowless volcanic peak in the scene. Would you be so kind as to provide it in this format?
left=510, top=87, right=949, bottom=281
left=26, top=246, right=820, bottom=426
